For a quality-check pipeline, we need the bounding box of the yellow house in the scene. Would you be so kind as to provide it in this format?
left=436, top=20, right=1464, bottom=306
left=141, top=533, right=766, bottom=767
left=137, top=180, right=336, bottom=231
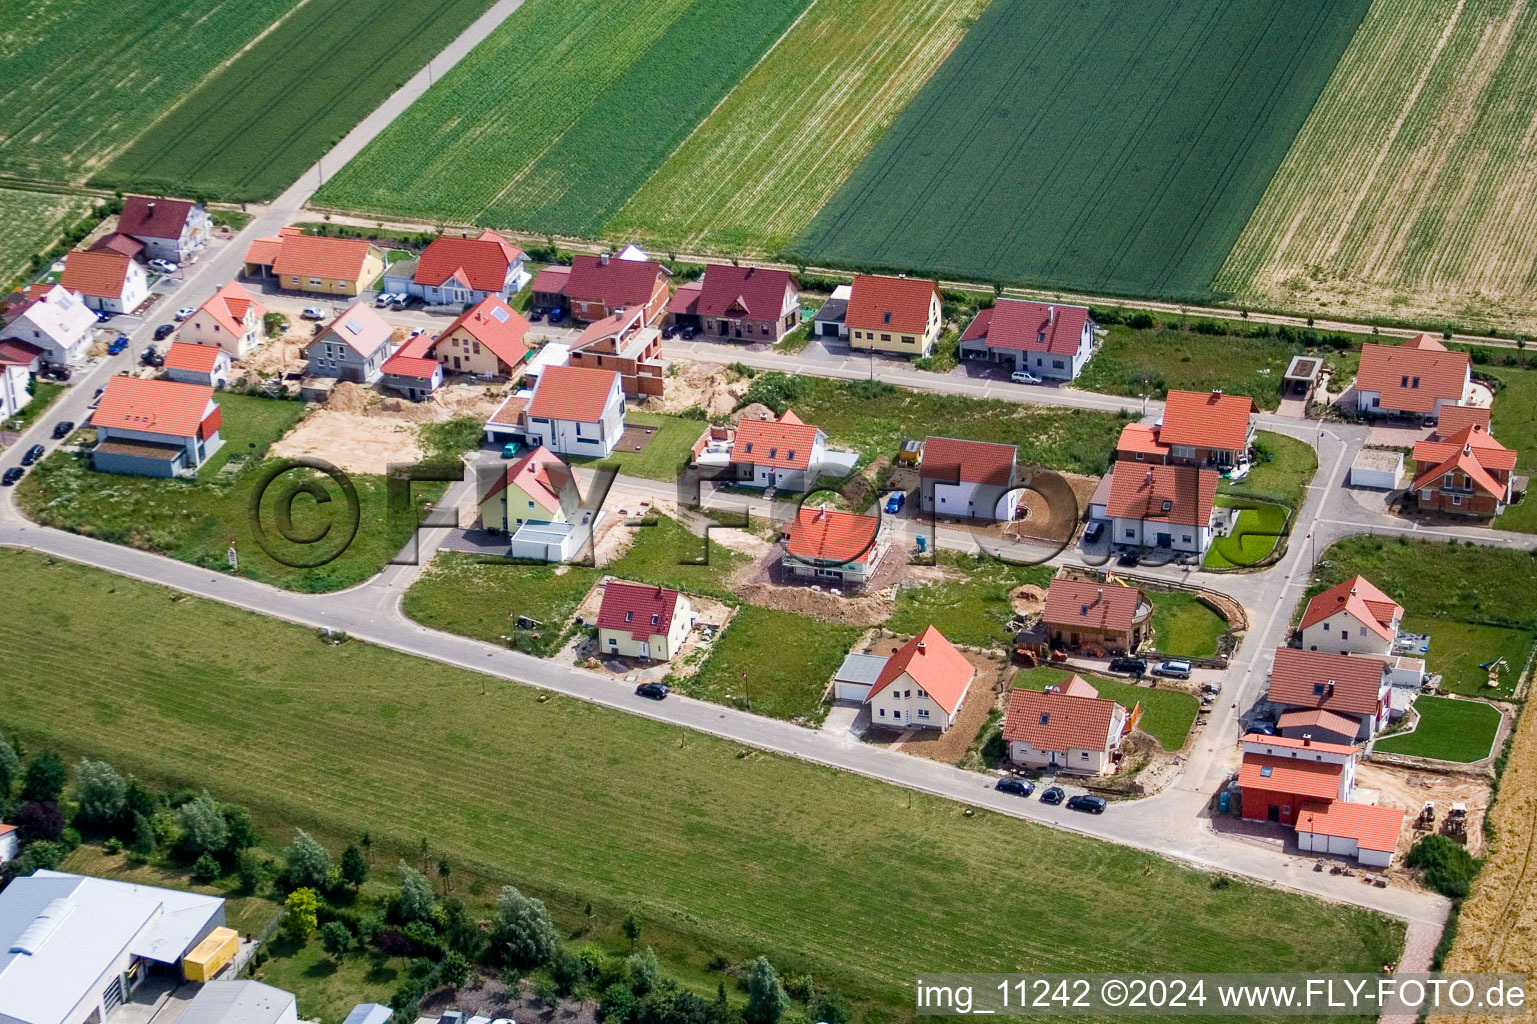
left=845, top=274, right=943, bottom=357
left=479, top=446, right=579, bottom=532
left=433, top=296, right=532, bottom=377
left=244, top=231, right=384, bottom=297
left=596, top=580, right=694, bottom=661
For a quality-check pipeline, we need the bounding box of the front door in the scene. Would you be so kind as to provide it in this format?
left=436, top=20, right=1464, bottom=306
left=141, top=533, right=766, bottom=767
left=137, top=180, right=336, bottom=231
left=1267, top=804, right=1280, bottom=823
left=718, top=320, right=729, bottom=336
left=639, top=641, right=650, bottom=659
left=1157, top=532, right=1172, bottom=548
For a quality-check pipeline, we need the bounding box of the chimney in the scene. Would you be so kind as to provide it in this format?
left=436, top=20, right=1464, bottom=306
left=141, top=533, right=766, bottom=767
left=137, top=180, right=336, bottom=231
left=1349, top=586, right=1357, bottom=596
left=916, top=641, right=926, bottom=652
left=1047, top=304, right=1056, bottom=325
left=1145, top=468, right=1153, bottom=483
left=817, top=504, right=827, bottom=521
left=1211, top=387, right=1223, bottom=396
left=1325, top=680, right=1336, bottom=697
left=599, top=252, right=610, bottom=266
left=1465, top=444, right=1473, bottom=456
left=1095, top=587, right=1103, bottom=603
left=146, top=201, right=156, bottom=213
left=1302, top=734, right=1312, bottom=746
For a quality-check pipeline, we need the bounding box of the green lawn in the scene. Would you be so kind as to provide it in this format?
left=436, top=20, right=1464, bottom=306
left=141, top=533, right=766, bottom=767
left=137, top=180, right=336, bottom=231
left=1012, top=667, right=1199, bottom=752
left=1147, top=592, right=1228, bottom=658
left=572, top=410, right=703, bottom=481
left=887, top=553, right=1052, bottom=650
left=1204, top=500, right=1288, bottom=569
left=1224, top=430, right=1318, bottom=509
left=1077, top=325, right=1300, bottom=411
left=2, top=380, right=65, bottom=433
left=254, top=934, right=410, bottom=1021
left=1375, top=696, right=1502, bottom=763
left=403, top=552, right=599, bottom=655
left=60, top=843, right=276, bottom=937
left=0, top=550, right=1405, bottom=1017
left=0, top=189, right=96, bottom=291
left=683, top=605, right=859, bottom=722
left=16, top=394, right=445, bottom=592
left=1482, top=364, right=1537, bottom=534
left=1399, top=617, right=1531, bottom=700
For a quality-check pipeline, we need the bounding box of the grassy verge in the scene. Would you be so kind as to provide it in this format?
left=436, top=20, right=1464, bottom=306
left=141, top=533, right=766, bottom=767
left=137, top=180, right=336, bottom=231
left=1375, top=696, right=1502, bottom=763
left=1482, top=364, right=1537, bottom=534
left=0, top=550, right=1405, bottom=1018
left=1148, top=592, right=1227, bottom=658
left=1077, top=324, right=1303, bottom=410
left=1012, top=667, right=1199, bottom=752
left=2, top=380, right=65, bottom=433
left=1203, top=500, right=1288, bottom=569
left=1224, top=430, right=1317, bottom=509
left=682, top=605, right=859, bottom=722
left=887, top=553, right=1051, bottom=650
left=572, top=410, right=702, bottom=481
left=404, top=552, right=599, bottom=655
left=773, top=319, right=813, bottom=354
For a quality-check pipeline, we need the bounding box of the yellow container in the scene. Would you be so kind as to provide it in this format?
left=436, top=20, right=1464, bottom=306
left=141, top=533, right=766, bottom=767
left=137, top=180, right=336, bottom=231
left=182, top=926, right=239, bottom=982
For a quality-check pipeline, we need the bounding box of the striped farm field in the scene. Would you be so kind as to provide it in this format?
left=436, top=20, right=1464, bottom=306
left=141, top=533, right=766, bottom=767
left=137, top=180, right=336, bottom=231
left=791, top=0, right=1372, bottom=297
left=0, top=187, right=95, bottom=290
left=604, top=0, right=991, bottom=254
left=313, top=0, right=809, bottom=233
left=1217, top=0, right=1537, bottom=332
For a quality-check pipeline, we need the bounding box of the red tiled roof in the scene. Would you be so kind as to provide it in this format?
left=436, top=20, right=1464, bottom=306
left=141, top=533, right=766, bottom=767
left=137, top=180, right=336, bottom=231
left=414, top=230, right=523, bottom=291
left=961, top=299, right=1088, bottom=355
left=531, top=264, right=571, bottom=295
left=60, top=250, right=132, bottom=298
left=243, top=236, right=284, bottom=266
left=316, top=303, right=394, bottom=358
left=1159, top=390, right=1254, bottom=451
left=0, top=338, right=42, bottom=366
left=1296, top=800, right=1404, bottom=853
left=731, top=410, right=821, bottom=470
left=786, top=506, right=880, bottom=564
left=89, top=232, right=145, bottom=259
left=1240, top=732, right=1359, bottom=757
left=566, top=255, right=667, bottom=308
left=598, top=580, right=684, bottom=641
left=0, top=824, right=13, bottom=836
left=438, top=296, right=530, bottom=370
left=90, top=376, right=213, bottom=437
left=1104, top=463, right=1218, bottom=526
left=271, top=234, right=378, bottom=283
left=1117, top=422, right=1169, bottom=457
left=697, top=264, right=796, bottom=320
left=919, top=436, right=1017, bottom=485
left=1041, top=577, right=1145, bottom=633
left=1357, top=338, right=1470, bottom=414
left=195, top=280, right=265, bottom=338
left=1411, top=442, right=1508, bottom=500
left=163, top=341, right=224, bottom=373
left=1003, top=684, right=1123, bottom=752
left=481, top=446, right=573, bottom=514
left=381, top=353, right=440, bottom=379
left=1413, top=423, right=1516, bottom=472
left=1239, top=752, right=1343, bottom=801
left=668, top=279, right=702, bottom=315
left=845, top=274, right=938, bottom=335
left=118, top=196, right=197, bottom=240
left=572, top=306, right=646, bottom=351
left=1436, top=405, right=1491, bottom=436
left=1267, top=648, right=1386, bottom=717
left=1300, top=576, right=1402, bottom=643
left=527, top=364, right=618, bottom=422
left=865, top=626, right=974, bottom=715
left=1276, top=708, right=1363, bottom=738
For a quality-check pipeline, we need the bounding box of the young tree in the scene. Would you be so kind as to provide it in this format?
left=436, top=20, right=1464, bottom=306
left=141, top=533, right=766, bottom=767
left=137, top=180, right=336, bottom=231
left=340, top=843, right=369, bottom=890
left=320, top=920, right=353, bottom=959
left=123, top=777, right=157, bottom=820
left=439, top=950, right=471, bottom=990
left=437, top=858, right=452, bottom=894
left=397, top=862, right=436, bottom=924
left=74, top=760, right=126, bottom=829
left=493, top=884, right=558, bottom=968
left=627, top=947, right=661, bottom=996
left=130, top=811, right=157, bottom=854
left=177, top=792, right=229, bottom=858
left=744, top=957, right=790, bottom=1024
left=622, top=912, right=642, bottom=951
left=501, top=967, right=524, bottom=996
left=220, top=804, right=260, bottom=853
left=20, top=750, right=66, bottom=804
left=285, top=830, right=332, bottom=890
left=282, top=888, right=320, bottom=939
left=192, top=853, right=222, bottom=883
left=236, top=849, right=268, bottom=895
left=812, top=991, right=851, bottom=1024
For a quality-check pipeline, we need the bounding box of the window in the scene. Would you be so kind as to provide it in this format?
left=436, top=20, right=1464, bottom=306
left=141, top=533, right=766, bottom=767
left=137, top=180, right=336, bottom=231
left=1052, top=359, right=1065, bottom=369
left=1039, top=713, right=1050, bottom=725
left=903, top=689, right=911, bottom=698
left=527, top=500, right=535, bottom=509
left=878, top=708, right=886, bottom=718
left=902, top=335, right=914, bottom=344
left=473, top=342, right=481, bottom=355
left=761, top=325, right=769, bottom=335
left=917, top=709, right=930, bottom=720
left=624, top=611, right=633, bottom=622
left=1412, top=376, right=1420, bottom=388
left=1452, top=495, right=1462, bottom=506
left=787, top=450, right=795, bottom=461
left=881, top=334, right=891, bottom=342
left=1037, top=331, right=1046, bottom=344
left=769, top=448, right=777, bottom=459
left=1080, top=751, right=1090, bottom=760
left=882, top=312, right=891, bottom=324
left=744, top=442, right=753, bottom=453
left=609, top=638, right=618, bottom=646
left=1401, top=375, right=1409, bottom=387
left=1259, top=765, right=1273, bottom=778
left=917, top=688, right=927, bottom=698
left=309, top=278, right=323, bottom=287
left=651, top=613, right=660, bottom=625
left=1322, top=622, right=1330, bottom=631
left=1135, top=452, right=1144, bottom=461
left=1125, top=528, right=1135, bottom=538
left=1312, top=682, right=1326, bottom=695
left=1359, top=626, right=1367, bottom=637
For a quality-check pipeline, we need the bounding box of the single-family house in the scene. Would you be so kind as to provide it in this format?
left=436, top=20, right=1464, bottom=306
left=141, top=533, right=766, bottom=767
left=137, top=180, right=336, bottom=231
left=560, top=253, right=671, bottom=324
left=1040, top=577, right=1152, bottom=652
left=1239, top=733, right=1358, bottom=823
left=782, top=505, right=884, bottom=587
left=304, top=302, right=396, bottom=383
left=1157, top=389, right=1255, bottom=467
left=246, top=232, right=385, bottom=296
left=178, top=980, right=298, bottom=1024
left=1299, top=576, right=1402, bottom=657
left=1101, top=463, right=1222, bottom=556
left=430, top=296, right=530, bottom=377
left=163, top=341, right=233, bottom=388
left=1266, top=647, right=1391, bottom=740
left=596, top=581, right=694, bottom=661
left=59, top=250, right=148, bottom=314
left=958, top=299, right=1095, bottom=380
left=690, top=264, right=799, bottom=343
left=1355, top=335, right=1472, bottom=421
left=1410, top=422, right=1517, bottom=519
left=117, top=195, right=213, bottom=262
left=1003, top=677, right=1129, bottom=774
left=568, top=305, right=665, bottom=397
left=383, top=229, right=530, bottom=306
left=864, top=626, right=975, bottom=731
left=90, top=376, right=222, bottom=477
left=524, top=364, right=625, bottom=457
left=0, top=352, right=31, bottom=421
left=918, top=436, right=1018, bottom=520
left=479, top=445, right=580, bottom=533
left=182, top=281, right=267, bottom=357
left=0, top=284, right=95, bottom=365
left=729, top=409, right=827, bottom=491
left=845, top=274, right=943, bottom=357
left=812, top=284, right=852, bottom=339
left=379, top=338, right=444, bottom=402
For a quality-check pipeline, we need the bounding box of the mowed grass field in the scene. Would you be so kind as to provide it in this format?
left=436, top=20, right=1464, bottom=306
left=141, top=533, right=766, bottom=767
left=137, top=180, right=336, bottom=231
left=313, top=0, right=809, bottom=232
left=0, top=187, right=94, bottom=289
left=0, top=550, right=1405, bottom=1015
left=792, top=0, right=1372, bottom=297
left=1217, top=0, right=1537, bottom=332
left=1375, top=695, right=1502, bottom=763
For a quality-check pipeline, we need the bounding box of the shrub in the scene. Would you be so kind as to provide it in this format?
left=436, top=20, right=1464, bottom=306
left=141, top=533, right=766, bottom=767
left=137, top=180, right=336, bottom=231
left=103, top=837, right=122, bottom=855
left=1126, top=312, right=1156, bottom=330
left=600, top=983, right=635, bottom=1024
left=192, top=853, right=222, bottom=883
left=1406, top=835, right=1480, bottom=898
left=13, top=840, right=67, bottom=874
left=16, top=801, right=65, bottom=843
left=285, top=829, right=332, bottom=890
left=740, top=373, right=810, bottom=414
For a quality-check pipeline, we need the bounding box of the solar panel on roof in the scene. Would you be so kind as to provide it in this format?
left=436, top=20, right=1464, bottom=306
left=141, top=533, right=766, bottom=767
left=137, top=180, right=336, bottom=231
left=345, top=320, right=360, bottom=334
left=491, top=307, right=509, bottom=322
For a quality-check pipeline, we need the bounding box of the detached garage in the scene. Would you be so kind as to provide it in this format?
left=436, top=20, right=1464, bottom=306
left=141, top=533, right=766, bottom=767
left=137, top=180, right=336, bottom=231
left=832, top=653, right=887, bottom=703
left=1350, top=449, right=1403, bottom=490
left=1295, top=800, right=1404, bottom=868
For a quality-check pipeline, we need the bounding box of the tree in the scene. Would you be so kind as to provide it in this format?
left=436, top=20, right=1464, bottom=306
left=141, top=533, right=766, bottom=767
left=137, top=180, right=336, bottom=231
left=221, top=804, right=260, bottom=853
left=550, top=947, right=583, bottom=996
left=123, top=777, right=156, bottom=819
left=622, top=912, right=642, bottom=951
left=177, top=792, right=229, bottom=858
left=628, top=947, right=661, bottom=996
left=812, top=991, right=851, bottom=1024
left=437, top=858, right=452, bottom=894
left=285, top=830, right=331, bottom=890
left=282, top=888, right=320, bottom=939
left=236, top=849, right=268, bottom=895
left=20, top=751, right=65, bottom=804
left=744, top=957, right=790, bottom=1024
left=321, top=920, right=353, bottom=959
left=439, top=950, right=471, bottom=990
left=130, top=811, right=157, bottom=854
left=192, top=853, right=222, bottom=882
left=397, top=862, right=436, bottom=924
left=16, top=801, right=64, bottom=843
left=74, top=759, right=126, bottom=829
left=0, top=733, right=19, bottom=797
left=340, top=844, right=369, bottom=890
left=600, top=983, right=636, bottom=1024
left=493, top=884, right=558, bottom=968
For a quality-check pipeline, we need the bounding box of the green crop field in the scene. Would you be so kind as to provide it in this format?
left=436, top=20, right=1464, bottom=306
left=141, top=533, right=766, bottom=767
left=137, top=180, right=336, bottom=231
left=95, top=0, right=501, bottom=200
left=313, top=0, right=808, bottom=232
left=0, top=550, right=1404, bottom=1018
left=1217, top=0, right=1537, bottom=334
left=792, top=0, right=1372, bottom=297
left=0, top=188, right=94, bottom=290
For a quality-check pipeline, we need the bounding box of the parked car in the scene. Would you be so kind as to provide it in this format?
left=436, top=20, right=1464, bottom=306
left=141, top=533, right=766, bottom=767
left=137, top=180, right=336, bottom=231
left=141, top=347, right=164, bottom=367
left=1108, top=656, right=1147, bottom=676
left=1010, top=369, right=1042, bottom=385
left=546, top=306, right=564, bottom=323
left=301, top=306, right=326, bottom=320
left=389, top=294, right=409, bottom=310
left=528, top=307, right=544, bottom=322
left=1200, top=681, right=1222, bottom=695
left=1248, top=721, right=1276, bottom=736
left=1066, top=794, right=1106, bottom=814
left=21, top=444, right=45, bottom=466
left=635, top=682, right=669, bottom=701
left=1116, top=551, right=1140, bottom=567
left=661, top=323, right=679, bottom=339
left=1040, top=786, right=1065, bottom=805
left=501, top=442, right=522, bottom=459
left=148, top=259, right=178, bottom=275
left=1153, top=659, right=1192, bottom=680
left=884, top=491, right=906, bottom=514
left=88, top=387, right=104, bottom=408
left=1, top=467, right=23, bottom=486
left=174, top=306, right=195, bottom=320
left=51, top=421, right=75, bottom=439
left=39, top=363, right=71, bottom=382
left=374, top=292, right=394, bottom=308
left=679, top=324, right=698, bottom=340
left=153, top=323, right=176, bottom=341
left=1082, top=520, right=1103, bottom=543
left=995, top=777, right=1033, bottom=797
left=94, top=310, right=111, bottom=322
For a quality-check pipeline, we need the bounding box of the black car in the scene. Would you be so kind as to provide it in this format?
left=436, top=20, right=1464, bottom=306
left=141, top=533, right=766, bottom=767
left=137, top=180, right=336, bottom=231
left=1, top=467, right=23, bottom=486
left=679, top=324, right=698, bottom=340
left=141, top=347, right=164, bottom=367
left=1066, top=794, right=1106, bottom=814
left=1039, top=786, right=1065, bottom=805
left=1082, top=520, right=1103, bottom=543
left=528, top=308, right=544, bottom=322
left=21, top=444, right=45, bottom=466
left=39, top=363, right=71, bottom=382
left=995, top=777, right=1033, bottom=797
left=661, top=322, right=680, bottom=339
left=1116, top=551, right=1140, bottom=567
left=51, top=421, right=75, bottom=439
left=635, top=682, right=669, bottom=700
left=1108, top=656, right=1147, bottom=676
left=153, top=324, right=176, bottom=341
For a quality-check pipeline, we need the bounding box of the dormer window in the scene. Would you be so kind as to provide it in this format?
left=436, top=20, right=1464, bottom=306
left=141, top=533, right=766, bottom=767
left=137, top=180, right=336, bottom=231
left=624, top=611, right=633, bottom=622
left=650, top=613, right=660, bottom=625
left=882, top=312, right=891, bottom=324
